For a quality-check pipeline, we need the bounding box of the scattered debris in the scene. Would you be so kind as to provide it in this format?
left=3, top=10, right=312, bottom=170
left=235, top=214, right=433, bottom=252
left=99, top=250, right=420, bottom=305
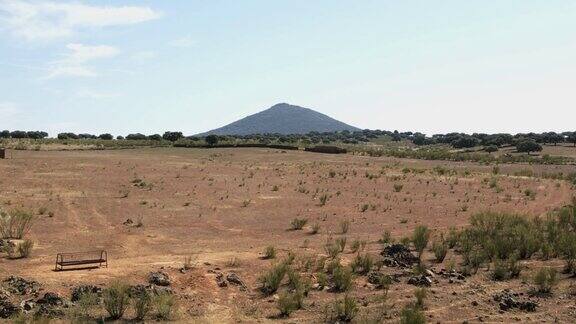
left=381, top=244, right=418, bottom=267
left=407, top=275, right=433, bottom=287
left=3, top=276, right=40, bottom=295
left=493, top=289, right=537, bottom=312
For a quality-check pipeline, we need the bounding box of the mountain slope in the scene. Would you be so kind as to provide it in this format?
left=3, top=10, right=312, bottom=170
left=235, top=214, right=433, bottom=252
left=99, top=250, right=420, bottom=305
left=200, top=103, right=360, bottom=136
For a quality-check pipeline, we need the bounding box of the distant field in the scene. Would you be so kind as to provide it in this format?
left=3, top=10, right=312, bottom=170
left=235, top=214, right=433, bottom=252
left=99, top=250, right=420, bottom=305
left=1, top=147, right=575, bottom=322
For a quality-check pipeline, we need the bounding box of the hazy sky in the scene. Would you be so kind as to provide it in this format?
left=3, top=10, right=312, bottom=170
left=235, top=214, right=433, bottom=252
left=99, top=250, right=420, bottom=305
left=1, top=0, right=575, bottom=136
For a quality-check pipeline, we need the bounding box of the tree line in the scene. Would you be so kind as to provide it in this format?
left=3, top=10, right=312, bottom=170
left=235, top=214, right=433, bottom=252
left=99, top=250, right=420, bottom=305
left=2, top=129, right=576, bottom=152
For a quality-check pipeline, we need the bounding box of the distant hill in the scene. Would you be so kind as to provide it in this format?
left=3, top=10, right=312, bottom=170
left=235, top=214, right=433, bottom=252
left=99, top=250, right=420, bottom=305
left=199, top=103, right=360, bottom=136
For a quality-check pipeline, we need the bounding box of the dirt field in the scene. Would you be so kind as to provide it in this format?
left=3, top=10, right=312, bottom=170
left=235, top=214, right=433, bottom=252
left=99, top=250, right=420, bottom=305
left=1, top=148, right=575, bottom=322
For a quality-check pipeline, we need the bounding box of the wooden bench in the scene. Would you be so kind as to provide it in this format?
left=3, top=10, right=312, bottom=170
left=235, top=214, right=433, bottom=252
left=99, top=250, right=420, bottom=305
left=55, top=250, right=108, bottom=271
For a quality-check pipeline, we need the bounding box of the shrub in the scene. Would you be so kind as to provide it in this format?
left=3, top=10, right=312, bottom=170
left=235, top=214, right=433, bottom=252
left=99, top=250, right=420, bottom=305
left=103, top=281, right=130, bottom=320
left=336, top=237, right=347, bottom=252
left=534, top=267, right=558, bottom=294
left=73, top=291, right=100, bottom=319
left=319, top=194, right=329, bottom=206
left=340, top=220, right=350, bottom=234
left=259, top=263, right=288, bottom=295
left=133, top=291, right=152, bottom=320
left=290, top=218, right=307, bottom=230
left=414, top=288, right=427, bottom=309
left=350, top=253, right=373, bottom=275
left=380, top=230, right=392, bottom=244
left=153, top=292, right=176, bottom=320
left=0, top=209, right=35, bottom=239
left=17, top=239, right=34, bottom=258
left=393, top=184, right=403, bottom=192
left=412, top=225, right=430, bottom=259
left=310, top=223, right=320, bottom=234
left=325, top=242, right=341, bottom=259
left=400, top=306, right=426, bottom=324
left=350, top=239, right=366, bottom=253
left=332, top=264, right=353, bottom=292
left=277, top=291, right=300, bottom=317
left=263, top=246, right=276, bottom=259
left=317, top=272, right=329, bottom=288
left=331, top=295, right=358, bottom=322
left=492, top=256, right=521, bottom=281
left=432, top=240, right=448, bottom=263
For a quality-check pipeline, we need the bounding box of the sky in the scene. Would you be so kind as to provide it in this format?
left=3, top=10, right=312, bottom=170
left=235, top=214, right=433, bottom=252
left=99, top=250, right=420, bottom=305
left=1, top=0, right=575, bottom=137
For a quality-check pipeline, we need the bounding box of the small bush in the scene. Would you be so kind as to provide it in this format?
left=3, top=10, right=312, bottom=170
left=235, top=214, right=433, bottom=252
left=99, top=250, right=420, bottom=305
left=336, top=237, right=347, bottom=252
left=432, top=240, right=448, bottom=263
left=319, top=194, right=329, bottom=206
left=263, top=246, right=276, bottom=259
left=310, top=223, right=320, bottom=235
left=277, top=291, right=300, bottom=317
left=393, top=184, right=403, bottom=192
left=400, top=306, right=426, bottom=324
left=534, top=267, right=558, bottom=294
left=332, top=264, right=353, bottom=292
left=103, top=281, right=130, bottom=320
left=153, top=292, right=176, bottom=320
left=259, top=262, right=288, bottom=295
left=350, top=239, right=366, bottom=253
left=133, top=291, right=152, bottom=320
left=17, top=239, right=34, bottom=258
left=379, top=230, right=392, bottom=244
left=325, top=242, right=341, bottom=259
left=340, top=220, right=350, bottom=234
left=331, top=295, right=358, bottom=322
left=350, top=253, right=373, bottom=275
left=73, top=291, right=99, bottom=320
left=414, top=288, right=427, bottom=308
left=291, top=218, right=308, bottom=230
left=492, top=257, right=522, bottom=281
left=0, top=209, right=35, bottom=239
left=412, top=225, right=430, bottom=259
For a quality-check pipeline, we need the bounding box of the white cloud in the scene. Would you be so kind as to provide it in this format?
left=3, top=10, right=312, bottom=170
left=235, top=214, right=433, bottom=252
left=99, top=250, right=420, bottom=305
left=169, top=36, right=196, bottom=48
left=0, top=0, right=161, bottom=41
left=45, top=43, right=120, bottom=79
left=0, top=102, right=19, bottom=118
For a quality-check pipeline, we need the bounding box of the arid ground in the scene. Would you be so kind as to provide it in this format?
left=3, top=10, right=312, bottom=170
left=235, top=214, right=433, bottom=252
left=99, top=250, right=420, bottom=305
left=1, top=147, right=575, bottom=322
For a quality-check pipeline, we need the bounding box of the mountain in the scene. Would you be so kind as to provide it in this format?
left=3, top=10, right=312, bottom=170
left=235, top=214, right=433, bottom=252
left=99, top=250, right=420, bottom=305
left=199, top=103, right=361, bottom=136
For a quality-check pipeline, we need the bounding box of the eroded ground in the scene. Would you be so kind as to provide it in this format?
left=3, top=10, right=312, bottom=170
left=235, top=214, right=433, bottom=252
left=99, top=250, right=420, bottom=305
left=1, top=148, right=575, bottom=322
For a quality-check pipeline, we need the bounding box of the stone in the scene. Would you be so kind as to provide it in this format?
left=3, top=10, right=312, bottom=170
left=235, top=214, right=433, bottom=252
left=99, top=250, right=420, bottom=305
left=3, top=276, right=40, bottom=295
left=407, top=275, right=432, bottom=287
left=148, top=271, right=171, bottom=286
left=0, top=300, right=18, bottom=318
left=37, top=292, right=64, bottom=306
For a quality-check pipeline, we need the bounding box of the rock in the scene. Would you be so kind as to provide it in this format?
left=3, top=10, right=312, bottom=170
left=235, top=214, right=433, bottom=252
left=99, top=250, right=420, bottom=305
left=4, top=276, right=40, bottom=295
left=36, top=292, right=63, bottom=306
left=215, top=273, right=228, bottom=287
left=148, top=271, right=171, bottom=286
left=123, top=218, right=134, bottom=225
left=71, top=285, right=102, bottom=302
left=20, top=299, right=36, bottom=312
left=226, top=273, right=246, bottom=287
left=0, top=300, right=18, bottom=318
left=35, top=304, right=65, bottom=318
left=493, top=289, right=537, bottom=312
left=381, top=244, right=418, bottom=267
left=407, top=275, right=432, bottom=287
